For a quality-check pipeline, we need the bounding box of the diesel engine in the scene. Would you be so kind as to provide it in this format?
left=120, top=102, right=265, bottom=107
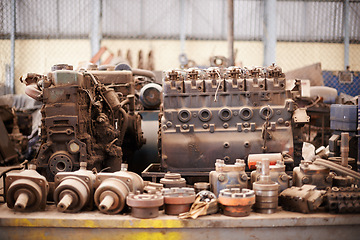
left=159, top=64, right=306, bottom=173
left=21, top=64, right=145, bottom=181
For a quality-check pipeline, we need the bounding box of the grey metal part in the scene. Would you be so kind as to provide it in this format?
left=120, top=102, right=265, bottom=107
left=250, top=167, right=290, bottom=193
left=279, top=185, right=325, bottom=214
left=210, top=170, right=248, bottom=197
left=293, top=162, right=332, bottom=190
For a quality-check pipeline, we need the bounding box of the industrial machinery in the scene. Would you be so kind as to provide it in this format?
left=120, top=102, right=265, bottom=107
left=159, top=65, right=307, bottom=175
left=21, top=64, right=145, bottom=181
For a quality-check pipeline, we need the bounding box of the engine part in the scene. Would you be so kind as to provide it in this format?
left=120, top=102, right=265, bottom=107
left=179, top=190, right=218, bottom=219
left=325, top=187, right=360, bottom=213
left=5, top=164, right=49, bottom=211
left=252, top=158, right=279, bottom=214
left=279, top=185, right=326, bottom=214
left=144, top=181, right=163, bottom=194
left=313, top=158, right=360, bottom=187
left=293, top=160, right=333, bottom=190
left=210, top=159, right=248, bottom=197
left=126, top=192, right=164, bottom=218
left=248, top=153, right=282, bottom=170
left=218, top=188, right=255, bottom=217
left=159, top=65, right=304, bottom=174
left=94, top=165, right=144, bottom=214
left=194, top=182, right=210, bottom=193
left=139, top=83, right=162, bottom=110
left=250, top=155, right=290, bottom=193
left=160, top=173, right=186, bottom=188
left=162, top=187, right=196, bottom=215
left=21, top=64, right=145, bottom=181
left=53, top=162, right=96, bottom=213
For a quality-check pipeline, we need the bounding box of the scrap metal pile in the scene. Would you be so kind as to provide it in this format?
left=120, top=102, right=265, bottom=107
left=1, top=64, right=360, bottom=219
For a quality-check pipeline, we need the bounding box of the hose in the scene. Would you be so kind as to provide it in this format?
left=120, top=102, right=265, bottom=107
left=313, top=159, right=360, bottom=180
left=132, top=68, right=156, bottom=80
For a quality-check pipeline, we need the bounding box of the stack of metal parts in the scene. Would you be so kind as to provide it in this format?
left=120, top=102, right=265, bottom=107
left=325, top=187, right=360, bottom=213
left=249, top=153, right=290, bottom=193
left=218, top=188, right=255, bottom=217
left=252, top=158, right=279, bottom=214
left=279, top=185, right=325, bottom=213
left=160, top=65, right=305, bottom=174
left=160, top=172, right=186, bottom=188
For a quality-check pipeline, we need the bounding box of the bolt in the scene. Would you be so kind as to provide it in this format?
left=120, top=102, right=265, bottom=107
left=302, top=176, right=310, bottom=184
left=218, top=174, right=226, bottom=182
left=223, top=142, right=230, bottom=148
left=223, top=123, right=229, bottom=128
left=203, top=123, right=209, bottom=129
left=182, top=124, right=188, bottom=130
left=166, top=121, right=172, bottom=127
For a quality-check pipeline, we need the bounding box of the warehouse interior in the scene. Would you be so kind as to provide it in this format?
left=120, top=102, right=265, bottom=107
left=0, top=0, right=360, bottom=239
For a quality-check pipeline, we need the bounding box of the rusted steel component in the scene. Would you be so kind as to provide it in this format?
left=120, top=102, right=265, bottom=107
left=325, top=187, right=360, bottom=213
left=94, top=166, right=144, bottom=214
left=5, top=164, right=49, bottom=211
left=210, top=159, right=248, bottom=197
left=179, top=190, right=218, bottom=219
left=160, top=173, right=186, bottom=188
left=293, top=160, right=333, bottom=190
left=194, top=182, right=210, bottom=193
left=218, top=188, right=255, bottom=217
left=54, top=162, right=96, bottom=213
left=250, top=154, right=290, bottom=193
left=162, top=187, right=196, bottom=215
left=252, top=158, right=279, bottom=214
left=144, top=181, right=163, bottom=194
left=160, top=65, right=303, bottom=174
left=279, top=185, right=326, bottom=214
left=20, top=64, right=145, bottom=181
left=126, top=192, right=164, bottom=218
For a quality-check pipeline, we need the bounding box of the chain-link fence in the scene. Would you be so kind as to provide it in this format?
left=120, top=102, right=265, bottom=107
left=0, top=0, right=359, bottom=95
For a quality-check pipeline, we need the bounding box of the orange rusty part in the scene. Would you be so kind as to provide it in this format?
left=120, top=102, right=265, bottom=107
left=218, top=195, right=255, bottom=206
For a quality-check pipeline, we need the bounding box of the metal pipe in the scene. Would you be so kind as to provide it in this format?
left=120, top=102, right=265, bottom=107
left=57, top=194, right=73, bottom=212
left=343, top=0, right=350, bottom=70
left=10, top=0, right=16, bottom=94
left=99, top=195, right=115, bottom=211
left=14, top=192, right=29, bottom=211
left=91, top=0, right=102, bottom=62
left=340, top=132, right=349, bottom=168
left=263, top=0, right=277, bottom=66
left=228, top=0, right=234, bottom=66
left=179, top=0, right=186, bottom=55
left=314, top=159, right=360, bottom=180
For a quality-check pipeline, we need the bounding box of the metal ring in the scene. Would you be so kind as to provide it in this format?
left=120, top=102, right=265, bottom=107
left=218, top=108, right=232, bottom=121
left=259, top=106, right=273, bottom=120
left=178, top=109, right=192, bottom=123
left=198, top=108, right=212, bottom=122
left=239, top=107, right=253, bottom=121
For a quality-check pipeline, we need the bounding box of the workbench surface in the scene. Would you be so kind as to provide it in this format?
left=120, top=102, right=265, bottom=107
left=1, top=204, right=359, bottom=240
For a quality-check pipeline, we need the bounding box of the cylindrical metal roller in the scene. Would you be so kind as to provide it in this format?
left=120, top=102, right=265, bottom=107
left=94, top=178, right=130, bottom=214
left=162, top=187, right=195, bottom=215
left=218, top=188, right=255, bottom=217
left=126, top=192, right=164, bottom=218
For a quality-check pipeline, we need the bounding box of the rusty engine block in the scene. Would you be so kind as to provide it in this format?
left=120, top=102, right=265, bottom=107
left=21, top=64, right=145, bottom=181
left=159, top=65, right=306, bottom=174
